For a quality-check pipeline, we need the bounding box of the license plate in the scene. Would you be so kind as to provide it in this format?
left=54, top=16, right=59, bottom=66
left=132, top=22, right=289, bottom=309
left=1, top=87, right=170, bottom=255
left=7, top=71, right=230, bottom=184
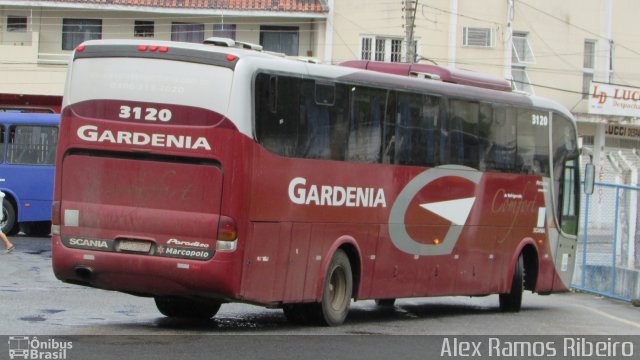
left=118, top=240, right=152, bottom=253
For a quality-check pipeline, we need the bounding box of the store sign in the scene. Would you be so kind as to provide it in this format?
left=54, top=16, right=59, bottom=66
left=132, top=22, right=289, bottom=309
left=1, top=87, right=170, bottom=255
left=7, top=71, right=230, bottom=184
left=589, top=81, right=640, bottom=117
left=605, top=124, right=640, bottom=140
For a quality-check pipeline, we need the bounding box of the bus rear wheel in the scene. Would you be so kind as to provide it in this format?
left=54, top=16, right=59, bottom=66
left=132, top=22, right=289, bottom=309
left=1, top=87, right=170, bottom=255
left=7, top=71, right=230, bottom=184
left=154, top=296, right=221, bottom=319
left=1, top=198, right=18, bottom=235
left=499, top=254, right=524, bottom=312
left=319, top=249, right=353, bottom=326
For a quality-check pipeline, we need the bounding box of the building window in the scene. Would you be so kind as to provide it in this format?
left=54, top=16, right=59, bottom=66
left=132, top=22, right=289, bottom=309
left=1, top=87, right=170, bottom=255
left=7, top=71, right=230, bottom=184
left=583, top=39, right=596, bottom=99
left=463, top=27, right=494, bottom=47
left=361, top=37, right=373, bottom=60
left=260, top=26, right=299, bottom=56
left=391, top=39, right=403, bottom=62
left=512, top=32, right=534, bottom=63
left=512, top=65, right=533, bottom=94
left=359, top=35, right=406, bottom=62
left=374, top=39, right=385, bottom=61
left=213, top=24, right=236, bottom=40
left=511, top=31, right=534, bottom=94
left=7, top=16, right=27, bottom=32
left=171, top=22, right=204, bottom=43
left=134, top=21, right=154, bottom=37
left=62, top=19, right=102, bottom=51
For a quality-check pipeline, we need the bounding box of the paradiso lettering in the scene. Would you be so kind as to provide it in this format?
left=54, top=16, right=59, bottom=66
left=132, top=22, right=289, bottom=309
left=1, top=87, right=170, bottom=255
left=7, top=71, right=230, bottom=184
left=76, top=125, right=211, bottom=150
left=288, top=177, right=386, bottom=208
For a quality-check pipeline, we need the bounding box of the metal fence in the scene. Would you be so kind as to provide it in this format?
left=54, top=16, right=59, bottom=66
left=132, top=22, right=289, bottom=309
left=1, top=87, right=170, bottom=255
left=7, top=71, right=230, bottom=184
left=572, top=182, right=640, bottom=301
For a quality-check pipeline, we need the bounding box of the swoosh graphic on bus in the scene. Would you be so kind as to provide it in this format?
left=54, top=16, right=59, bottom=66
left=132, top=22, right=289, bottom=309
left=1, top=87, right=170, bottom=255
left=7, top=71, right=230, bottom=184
left=388, top=165, right=482, bottom=256
left=419, top=197, right=476, bottom=226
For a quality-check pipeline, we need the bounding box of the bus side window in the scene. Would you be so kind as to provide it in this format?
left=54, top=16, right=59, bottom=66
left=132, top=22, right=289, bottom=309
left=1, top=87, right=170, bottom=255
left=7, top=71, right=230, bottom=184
left=43, top=126, right=59, bottom=165
left=0, top=125, right=4, bottom=163
left=346, top=86, right=384, bottom=163
left=382, top=91, right=397, bottom=164
left=517, top=109, right=550, bottom=176
left=255, top=73, right=301, bottom=157
left=485, top=106, right=516, bottom=172
left=298, top=81, right=331, bottom=159
left=477, top=103, right=493, bottom=171
left=295, top=80, right=349, bottom=161
left=418, top=95, right=440, bottom=167
left=449, top=99, right=479, bottom=168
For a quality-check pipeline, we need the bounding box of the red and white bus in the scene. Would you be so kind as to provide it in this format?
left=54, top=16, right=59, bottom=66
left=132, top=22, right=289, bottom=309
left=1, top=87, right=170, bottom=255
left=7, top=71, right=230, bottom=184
left=52, top=39, right=583, bottom=326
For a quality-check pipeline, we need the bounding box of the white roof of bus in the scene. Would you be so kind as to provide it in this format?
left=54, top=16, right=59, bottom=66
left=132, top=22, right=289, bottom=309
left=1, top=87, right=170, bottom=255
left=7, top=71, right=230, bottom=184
left=74, top=39, right=576, bottom=126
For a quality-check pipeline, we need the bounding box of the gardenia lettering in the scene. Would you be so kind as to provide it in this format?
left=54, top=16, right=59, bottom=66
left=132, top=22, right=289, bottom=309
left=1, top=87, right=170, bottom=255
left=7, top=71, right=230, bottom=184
left=288, top=177, right=386, bottom=208
left=77, top=125, right=211, bottom=150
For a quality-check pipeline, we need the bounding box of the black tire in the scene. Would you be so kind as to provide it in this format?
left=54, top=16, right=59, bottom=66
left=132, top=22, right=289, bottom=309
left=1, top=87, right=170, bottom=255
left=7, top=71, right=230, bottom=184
left=319, top=249, right=353, bottom=326
left=375, top=298, right=396, bottom=307
left=500, top=254, right=524, bottom=312
left=154, top=296, right=221, bottom=319
left=21, top=221, right=52, bottom=237
left=1, top=198, right=18, bottom=235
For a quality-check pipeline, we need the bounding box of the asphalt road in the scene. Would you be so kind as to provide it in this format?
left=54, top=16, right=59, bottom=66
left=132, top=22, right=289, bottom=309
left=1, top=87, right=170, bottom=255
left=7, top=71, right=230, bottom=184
left=1, top=235, right=639, bottom=359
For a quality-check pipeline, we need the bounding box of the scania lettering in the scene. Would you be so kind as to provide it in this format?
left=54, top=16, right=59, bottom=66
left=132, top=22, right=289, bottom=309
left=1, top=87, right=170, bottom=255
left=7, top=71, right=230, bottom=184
left=68, top=238, right=109, bottom=249
left=52, top=39, right=585, bottom=326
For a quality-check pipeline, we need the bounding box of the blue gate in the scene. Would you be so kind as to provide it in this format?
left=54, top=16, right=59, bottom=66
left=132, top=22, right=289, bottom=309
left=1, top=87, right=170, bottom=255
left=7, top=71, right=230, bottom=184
left=572, top=182, right=640, bottom=301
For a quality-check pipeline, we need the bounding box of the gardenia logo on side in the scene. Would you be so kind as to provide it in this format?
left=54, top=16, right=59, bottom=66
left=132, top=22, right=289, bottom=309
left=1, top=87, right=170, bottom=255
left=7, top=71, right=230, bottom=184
left=76, top=125, right=211, bottom=150
left=288, top=177, right=386, bottom=208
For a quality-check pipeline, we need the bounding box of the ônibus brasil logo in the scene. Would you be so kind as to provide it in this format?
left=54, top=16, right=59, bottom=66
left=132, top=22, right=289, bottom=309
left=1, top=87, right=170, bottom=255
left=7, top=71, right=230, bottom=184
left=8, top=336, right=73, bottom=360
left=388, top=165, right=482, bottom=256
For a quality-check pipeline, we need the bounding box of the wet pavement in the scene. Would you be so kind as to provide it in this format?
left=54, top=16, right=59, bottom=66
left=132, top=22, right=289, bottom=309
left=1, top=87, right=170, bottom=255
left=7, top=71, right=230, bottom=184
left=1, top=235, right=639, bottom=336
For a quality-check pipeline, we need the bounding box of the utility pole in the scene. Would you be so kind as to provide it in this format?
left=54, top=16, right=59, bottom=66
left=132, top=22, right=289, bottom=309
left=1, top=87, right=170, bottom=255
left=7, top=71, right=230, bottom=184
left=503, top=0, right=514, bottom=79
left=405, top=0, right=418, bottom=63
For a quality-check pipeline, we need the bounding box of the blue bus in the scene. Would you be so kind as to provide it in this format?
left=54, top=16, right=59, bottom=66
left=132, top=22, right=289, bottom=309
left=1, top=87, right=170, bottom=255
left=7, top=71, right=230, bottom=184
left=0, top=112, right=59, bottom=236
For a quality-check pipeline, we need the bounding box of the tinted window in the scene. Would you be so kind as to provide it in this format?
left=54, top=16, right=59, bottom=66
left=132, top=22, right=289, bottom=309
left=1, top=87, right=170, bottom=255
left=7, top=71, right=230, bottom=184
left=552, top=113, right=580, bottom=235
left=485, top=106, right=517, bottom=172
left=517, top=109, right=550, bottom=176
left=7, top=125, right=58, bottom=165
left=347, top=87, right=386, bottom=163
left=255, top=74, right=348, bottom=161
left=449, top=100, right=479, bottom=168
left=392, top=93, right=444, bottom=166
left=171, top=22, right=204, bottom=43
left=0, top=126, right=4, bottom=162
left=62, top=19, right=102, bottom=50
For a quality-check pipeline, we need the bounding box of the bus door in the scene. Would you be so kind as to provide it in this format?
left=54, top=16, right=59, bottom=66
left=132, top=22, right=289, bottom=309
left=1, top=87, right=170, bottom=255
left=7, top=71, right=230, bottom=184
left=550, top=112, right=580, bottom=289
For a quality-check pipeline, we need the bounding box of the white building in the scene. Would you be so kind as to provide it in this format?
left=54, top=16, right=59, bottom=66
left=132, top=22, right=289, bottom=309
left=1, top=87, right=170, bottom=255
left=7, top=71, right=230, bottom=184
left=1, top=0, right=639, bottom=175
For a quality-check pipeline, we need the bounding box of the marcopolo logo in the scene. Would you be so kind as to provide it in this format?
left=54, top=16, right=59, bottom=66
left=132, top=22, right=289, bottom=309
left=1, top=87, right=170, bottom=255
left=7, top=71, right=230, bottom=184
left=8, top=336, right=73, bottom=360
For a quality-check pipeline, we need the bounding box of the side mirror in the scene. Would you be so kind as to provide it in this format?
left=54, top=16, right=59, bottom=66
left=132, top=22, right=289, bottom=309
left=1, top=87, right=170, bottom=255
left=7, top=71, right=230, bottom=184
left=584, top=163, right=595, bottom=195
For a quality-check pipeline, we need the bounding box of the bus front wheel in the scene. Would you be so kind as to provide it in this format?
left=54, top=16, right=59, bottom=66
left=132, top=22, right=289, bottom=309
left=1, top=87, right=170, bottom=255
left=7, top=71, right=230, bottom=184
left=1, top=198, right=18, bottom=235
left=154, top=296, right=221, bottom=319
left=319, top=249, right=353, bottom=326
left=499, top=254, right=524, bottom=312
